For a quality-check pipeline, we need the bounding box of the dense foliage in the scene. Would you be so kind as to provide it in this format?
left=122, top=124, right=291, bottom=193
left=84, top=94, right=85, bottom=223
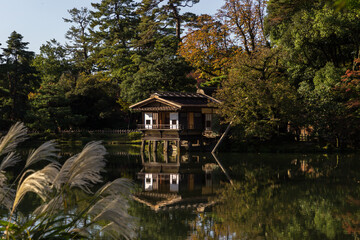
left=182, top=0, right=360, bottom=147
left=2, top=0, right=360, bottom=147
left=0, top=0, right=197, bottom=132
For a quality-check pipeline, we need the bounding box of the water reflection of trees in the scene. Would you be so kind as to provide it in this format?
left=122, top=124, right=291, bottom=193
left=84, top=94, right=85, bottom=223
left=213, top=156, right=360, bottom=240
left=188, top=213, right=236, bottom=240
left=126, top=152, right=360, bottom=239
left=129, top=202, right=194, bottom=240
left=222, top=153, right=360, bottom=181
left=129, top=201, right=238, bottom=240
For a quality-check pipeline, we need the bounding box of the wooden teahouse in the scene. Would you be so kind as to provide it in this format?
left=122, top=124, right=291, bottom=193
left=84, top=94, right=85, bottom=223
left=129, top=90, right=220, bottom=152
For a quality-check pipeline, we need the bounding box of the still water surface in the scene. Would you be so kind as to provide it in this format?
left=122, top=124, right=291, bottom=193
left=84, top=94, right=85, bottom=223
left=25, top=143, right=360, bottom=239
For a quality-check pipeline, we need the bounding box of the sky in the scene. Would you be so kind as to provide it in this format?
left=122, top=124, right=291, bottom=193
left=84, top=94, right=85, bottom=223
left=0, top=0, right=224, bottom=53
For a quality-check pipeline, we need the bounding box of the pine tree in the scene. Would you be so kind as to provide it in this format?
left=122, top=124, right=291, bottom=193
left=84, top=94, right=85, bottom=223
left=63, top=7, right=93, bottom=73
left=120, top=0, right=195, bottom=103
left=90, top=0, right=139, bottom=79
left=0, top=31, right=38, bottom=124
left=160, top=0, right=199, bottom=40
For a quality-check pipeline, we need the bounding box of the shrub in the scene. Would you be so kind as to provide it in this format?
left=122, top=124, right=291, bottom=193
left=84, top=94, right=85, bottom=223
left=127, top=132, right=142, bottom=141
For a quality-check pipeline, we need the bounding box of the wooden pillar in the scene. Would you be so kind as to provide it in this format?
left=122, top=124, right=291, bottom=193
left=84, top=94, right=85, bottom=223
left=152, top=151, right=157, bottom=162
left=164, top=140, right=169, bottom=163
left=147, top=140, right=151, bottom=153
left=187, top=140, right=192, bottom=151
left=176, top=140, right=180, bottom=155
left=141, top=140, right=145, bottom=152
left=176, top=150, right=180, bottom=164
left=141, top=151, right=145, bottom=164
left=153, top=140, right=157, bottom=152
left=164, top=140, right=168, bottom=153
left=164, top=152, right=169, bottom=163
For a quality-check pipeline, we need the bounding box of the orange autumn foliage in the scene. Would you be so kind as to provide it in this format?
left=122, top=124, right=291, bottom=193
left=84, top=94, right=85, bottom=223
left=179, top=14, right=237, bottom=83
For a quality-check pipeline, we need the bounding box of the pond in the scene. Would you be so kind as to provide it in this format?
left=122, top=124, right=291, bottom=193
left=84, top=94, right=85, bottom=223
left=8, top=142, right=360, bottom=239
left=85, top=144, right=360, bottom=239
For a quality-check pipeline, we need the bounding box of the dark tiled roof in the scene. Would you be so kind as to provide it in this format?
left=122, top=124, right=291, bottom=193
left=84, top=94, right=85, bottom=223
left=132, top=106, right=178, bottom=111
left=130, top=91, right=220, bottom=110
left=152, top=92, right=207, bottom=98
left=166, top=97, right=209, bottom=106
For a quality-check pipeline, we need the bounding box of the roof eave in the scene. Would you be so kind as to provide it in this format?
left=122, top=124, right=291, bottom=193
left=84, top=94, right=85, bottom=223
left=129, top=96, right=182, bottom=110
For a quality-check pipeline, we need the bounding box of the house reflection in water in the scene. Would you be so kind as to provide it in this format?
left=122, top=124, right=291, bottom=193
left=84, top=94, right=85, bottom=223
left=134, top=151, right=222, bottom=212
left=144, top=173, right=180, bottom=192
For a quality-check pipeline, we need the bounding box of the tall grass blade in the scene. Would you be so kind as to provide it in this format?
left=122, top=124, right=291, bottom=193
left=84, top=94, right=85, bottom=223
left=53, top=141, right=106, bottom=193
left=96, top=178, right=134, bottom=196
left=0, top=182, right=15, bottom=210
left=0, top=152, right=21, bottom=171
left=0, top=122, right=27, bottom=156
left=12, top=163, right=60, bottom=212
left=1, top=124, right=136, bottom=239
left=88, top=196, right=136, bottom=240
left=33, top=195, right=63, bottom=216
left=86, top=178, right=136, bottom=239
left=25, top=140, right=60, bottom=168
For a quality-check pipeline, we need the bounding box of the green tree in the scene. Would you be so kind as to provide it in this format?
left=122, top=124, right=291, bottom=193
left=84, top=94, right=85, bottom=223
left=120, top=0, right=195, bottom=103
left=334, top=0, right=360, bottom=10
left=27, top=78, right=85, bottom=132
left=90, top=0, right=139, bottom=79
left=267, top=0, right=360, bottom=85
left=63, top=7, right=94, bottom=73
left=263, top=0, right=360, bottom=143
left=122, top=36, right=195, bottom=103
left=297, top=63, right=349, bottom=146
left=0, top=47, right=12, bottom=128
left=32, top=39, right=72, bottom=80
left=159, top=0, right=199, bottom=40
left=216, top=48, right=298, bottom=140
left=0, top=31, right=38, bottom=126
left=66, top=73, right=127, bottom=129
left=28, top=40, right=84, bottom=131
left=327, top=59, right=360, bottom=146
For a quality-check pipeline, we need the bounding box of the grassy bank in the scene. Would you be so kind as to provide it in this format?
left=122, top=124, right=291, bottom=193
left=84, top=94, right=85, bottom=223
left=11, top=130, right=352, bottom=153
left=23, top=131, right=142, bottom=147
left=218, top=137, right=354, bottom=153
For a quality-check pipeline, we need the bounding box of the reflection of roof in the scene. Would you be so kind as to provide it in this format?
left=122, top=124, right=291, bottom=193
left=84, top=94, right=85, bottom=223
left=132, top=192, right=215, bottom=212
left=129, top=91, right=220, bottom=111
left=132, top=192, right=182, bottom=211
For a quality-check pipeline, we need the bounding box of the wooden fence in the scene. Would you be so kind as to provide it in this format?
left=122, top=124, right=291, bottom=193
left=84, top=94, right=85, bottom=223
left=59, top=129, right=139, bottom=134
left=0, top=129, right=140, bottom=135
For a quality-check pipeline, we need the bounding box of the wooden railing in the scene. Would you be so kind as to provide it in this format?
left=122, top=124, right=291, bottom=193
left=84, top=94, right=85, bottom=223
left=137, top=124, right=182, bottom=130
left=0, top=129, right=139, bottom=135
left=59, top=129, right=138, bottom=134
